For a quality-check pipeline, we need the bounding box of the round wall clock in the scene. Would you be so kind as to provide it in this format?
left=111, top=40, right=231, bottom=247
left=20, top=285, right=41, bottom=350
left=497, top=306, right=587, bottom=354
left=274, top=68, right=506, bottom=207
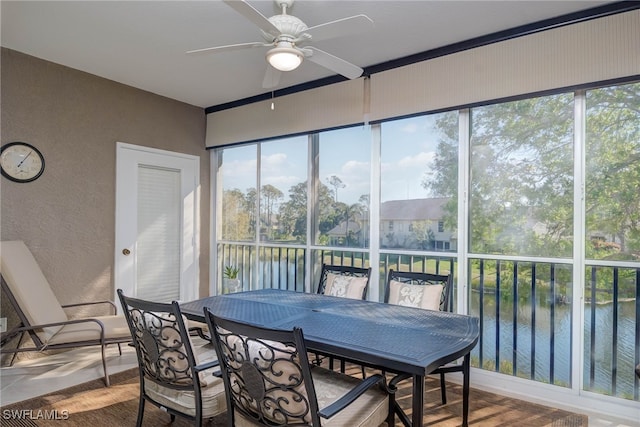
left=0, top=142, right=45, bottom=183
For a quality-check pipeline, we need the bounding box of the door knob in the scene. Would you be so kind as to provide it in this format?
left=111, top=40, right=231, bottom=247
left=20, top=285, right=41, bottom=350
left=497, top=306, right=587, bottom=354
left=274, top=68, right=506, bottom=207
left=122, top=248, right=131, bottom=256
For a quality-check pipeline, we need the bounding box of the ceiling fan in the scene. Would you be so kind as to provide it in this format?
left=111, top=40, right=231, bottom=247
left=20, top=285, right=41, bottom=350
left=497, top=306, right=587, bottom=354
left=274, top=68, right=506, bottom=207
left=187, top=0, right=374, bottom=89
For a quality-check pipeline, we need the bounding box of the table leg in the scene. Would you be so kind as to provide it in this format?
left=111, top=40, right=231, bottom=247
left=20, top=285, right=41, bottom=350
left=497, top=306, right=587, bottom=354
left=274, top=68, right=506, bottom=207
left=412, top=374, right=424, bottom=427
left=462, top=353, right=471, bottom=427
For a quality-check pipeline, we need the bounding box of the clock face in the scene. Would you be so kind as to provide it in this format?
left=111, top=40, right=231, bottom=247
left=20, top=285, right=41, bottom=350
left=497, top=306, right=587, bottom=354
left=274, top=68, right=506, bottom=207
left=0, top=142, right=45, bottom=183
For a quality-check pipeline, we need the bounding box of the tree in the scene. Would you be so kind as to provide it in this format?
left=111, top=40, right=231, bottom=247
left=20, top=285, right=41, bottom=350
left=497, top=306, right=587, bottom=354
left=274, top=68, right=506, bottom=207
left=245, top=187, right=257, bottom=237
left=411, top=220, right=436, bottom=250
left=327, top=175, right=345, bottom=202
left=585, top=83, right=640, bottom=259
left=277, top=181, right=339, bottom=243
left=339, top=201, right=364, bottom=246
left=426, top=82, right=640, bottom=261
left=426, top=94, right=575, bottom=257
left=424, top=112, right=459, bottom=233
left=221, top=188, right=252, bottom=240
left=279, top=181, right=307, bottom=242
left=260, top=184, right=283, bottom=240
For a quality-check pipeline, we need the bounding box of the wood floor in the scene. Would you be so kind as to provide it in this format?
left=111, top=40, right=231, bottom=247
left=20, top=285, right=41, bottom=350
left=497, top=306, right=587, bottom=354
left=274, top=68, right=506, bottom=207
left=1, top=343, right=626, bottom=426
left=337, top=362, right=588, bottom=427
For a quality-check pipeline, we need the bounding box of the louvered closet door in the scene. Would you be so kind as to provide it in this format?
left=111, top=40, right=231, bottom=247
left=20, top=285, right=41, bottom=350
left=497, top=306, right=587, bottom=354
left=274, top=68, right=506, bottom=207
left=136, top=165, right=181, bottom=301
left=115, top=143, right=199, bottom=305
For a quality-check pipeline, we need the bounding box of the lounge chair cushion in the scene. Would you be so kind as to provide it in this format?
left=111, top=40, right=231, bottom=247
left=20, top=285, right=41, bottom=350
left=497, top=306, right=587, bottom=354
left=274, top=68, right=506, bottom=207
left=0, top=241, right=68, bottom=341
left=388, top=279, right=443, bottom=311
left=1, top=240, right=131, bottom=345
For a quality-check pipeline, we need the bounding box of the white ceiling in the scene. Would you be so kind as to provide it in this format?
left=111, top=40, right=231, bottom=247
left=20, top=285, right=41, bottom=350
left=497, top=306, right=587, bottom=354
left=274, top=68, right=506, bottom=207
left=1, top=1, right=614, bottom=109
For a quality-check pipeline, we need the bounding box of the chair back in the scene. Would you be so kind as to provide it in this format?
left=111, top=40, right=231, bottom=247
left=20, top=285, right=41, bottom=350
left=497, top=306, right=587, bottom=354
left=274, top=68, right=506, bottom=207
left=384, top=269, right=453, bottom=312
left=0, top=240, right=68, bottom=343
left=204, top=310, right=321, bottom=426
left=117, top=289, right=200, bottom=391
left=316, top=264, right=371, bottom=300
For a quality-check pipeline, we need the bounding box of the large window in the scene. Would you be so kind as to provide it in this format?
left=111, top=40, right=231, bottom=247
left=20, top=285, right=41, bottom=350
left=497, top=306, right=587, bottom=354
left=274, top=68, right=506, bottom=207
left=584, top=82, right=640, bottom=399
left=585, top=83, right=640, bottom=261
left=468, top=95, right=575, bottom=387
left=260, top=136, right=308, bottom=243
left=380, top=112, right=458, bottom=251
left=316, top=127, right=371, bottom=248
left=213, top=80, right=640, bottom=405
left=219, top=144, right=257, bottom=242
left=469, top=94, right=574, bottom=257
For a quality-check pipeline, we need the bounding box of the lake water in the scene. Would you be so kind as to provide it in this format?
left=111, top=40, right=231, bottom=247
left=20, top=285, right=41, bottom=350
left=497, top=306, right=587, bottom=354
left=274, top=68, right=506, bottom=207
left=470, top=293, right=638, bottom=400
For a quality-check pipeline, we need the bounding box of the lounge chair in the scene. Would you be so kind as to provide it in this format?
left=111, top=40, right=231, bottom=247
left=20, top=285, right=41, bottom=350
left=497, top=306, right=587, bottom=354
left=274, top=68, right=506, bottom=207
left=0, top=240, right=132, bottom=386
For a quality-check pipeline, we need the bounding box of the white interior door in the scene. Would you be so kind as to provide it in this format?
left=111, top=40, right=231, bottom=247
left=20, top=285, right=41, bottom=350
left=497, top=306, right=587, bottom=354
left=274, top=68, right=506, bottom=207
left=115, top=142, right=199, bottom=304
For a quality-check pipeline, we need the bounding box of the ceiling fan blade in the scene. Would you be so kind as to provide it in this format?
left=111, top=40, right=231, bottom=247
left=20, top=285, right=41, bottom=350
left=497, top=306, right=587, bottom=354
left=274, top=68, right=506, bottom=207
left=223, top=0, right=280, bottom=38
left=186, top=42, right=266, bottom=55
left=304, top=15, right=374, bottom=43
left=305, top=47, right=363, bottom=80
left=262, top=66, right=282, bottom=89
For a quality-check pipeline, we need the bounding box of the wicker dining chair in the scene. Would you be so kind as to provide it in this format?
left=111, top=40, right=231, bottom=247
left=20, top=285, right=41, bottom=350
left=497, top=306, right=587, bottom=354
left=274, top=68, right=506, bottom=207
left=384, top=269, right=456, bottom=404
left=315, top=263, right=371, bottom=372
left=117, top=290, right=226, bottom=427
left=316, top=263, right=372, bottom=300
left=204, top=309, right=391, bottom=427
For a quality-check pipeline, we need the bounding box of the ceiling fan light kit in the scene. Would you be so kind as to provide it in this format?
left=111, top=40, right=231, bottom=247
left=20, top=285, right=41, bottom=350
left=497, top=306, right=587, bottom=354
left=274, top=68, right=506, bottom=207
left=188, top=0, right=373, bottom=88
left=266, top=43, right=303, bottom=71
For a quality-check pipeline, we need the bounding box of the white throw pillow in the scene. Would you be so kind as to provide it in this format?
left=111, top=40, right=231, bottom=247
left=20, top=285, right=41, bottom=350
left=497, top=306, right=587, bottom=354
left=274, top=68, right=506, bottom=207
left=388, top=280, right=443, bottom=311
left=324, top=273, right=368, bottom=300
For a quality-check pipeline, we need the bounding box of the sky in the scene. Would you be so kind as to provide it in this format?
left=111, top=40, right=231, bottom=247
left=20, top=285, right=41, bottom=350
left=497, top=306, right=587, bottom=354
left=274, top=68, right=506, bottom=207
left=220, top=112, right=456, bottom=205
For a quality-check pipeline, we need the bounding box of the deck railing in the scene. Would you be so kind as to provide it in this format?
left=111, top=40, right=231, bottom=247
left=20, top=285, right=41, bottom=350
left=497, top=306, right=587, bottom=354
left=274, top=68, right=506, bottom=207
left=584, top=264, right=639, bottom=400
left=468, top=258, right=573, bottom=387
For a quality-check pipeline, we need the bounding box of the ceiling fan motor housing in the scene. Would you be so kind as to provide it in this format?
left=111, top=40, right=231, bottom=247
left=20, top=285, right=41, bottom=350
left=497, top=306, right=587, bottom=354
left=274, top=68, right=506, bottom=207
left=266, top=14, right=308, bottom=41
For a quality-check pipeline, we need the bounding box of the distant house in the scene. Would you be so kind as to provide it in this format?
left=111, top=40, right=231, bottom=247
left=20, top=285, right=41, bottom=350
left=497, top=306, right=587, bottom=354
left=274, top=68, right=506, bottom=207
left=326, top=220, right=363, bottom=246
left=380, top=198, right=455, bottom=250
left=325, top=198, right=456, bottom=250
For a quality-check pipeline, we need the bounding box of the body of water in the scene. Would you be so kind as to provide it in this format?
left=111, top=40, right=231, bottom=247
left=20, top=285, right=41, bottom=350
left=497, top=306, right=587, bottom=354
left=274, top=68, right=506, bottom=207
left=470, top=293, right=638, bottom=400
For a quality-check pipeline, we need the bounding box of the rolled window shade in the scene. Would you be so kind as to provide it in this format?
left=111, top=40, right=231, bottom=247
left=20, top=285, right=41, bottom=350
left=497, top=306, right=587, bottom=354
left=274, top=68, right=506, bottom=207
left=369, top=9, right=640, bottom=121
left=205, top=10, right=640, bottom=147
left=206, top=78, right=364, bottom=147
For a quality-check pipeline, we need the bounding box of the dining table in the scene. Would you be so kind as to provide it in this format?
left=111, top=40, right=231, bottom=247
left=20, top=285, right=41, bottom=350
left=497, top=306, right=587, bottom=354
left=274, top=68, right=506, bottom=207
left=180, top=288, right=479, bottom=427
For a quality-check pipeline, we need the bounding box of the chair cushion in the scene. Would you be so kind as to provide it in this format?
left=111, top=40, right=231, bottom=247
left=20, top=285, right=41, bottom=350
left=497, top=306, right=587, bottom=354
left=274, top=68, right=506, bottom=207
left=192, top=341, right=219, bottom=387
left=388, top=280, right=443, bottom=311
left=324, top=273, right=368, bottom=300
left=233, top=366, right=388, bottom=427
left=141, top=319, right=226, bottom=418
left=47, top=315, right=130, bottom=345
left=188, top=320, right=209, bottom=333
left=0, top=241, right=68, bottom=342
left=313, top=367, right=388, bottom=427
left=145, top=371, right=226, bottom=418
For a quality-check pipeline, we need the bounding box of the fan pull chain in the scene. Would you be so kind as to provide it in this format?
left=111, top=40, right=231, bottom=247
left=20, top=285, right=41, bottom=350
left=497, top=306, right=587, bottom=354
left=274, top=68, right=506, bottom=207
left=271, top=91, right=275, bottom=110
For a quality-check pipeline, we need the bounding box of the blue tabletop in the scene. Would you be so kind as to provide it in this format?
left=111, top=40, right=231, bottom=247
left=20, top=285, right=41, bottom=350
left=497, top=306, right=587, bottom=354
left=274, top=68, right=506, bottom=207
left=181, top=289, right=479, bottom=376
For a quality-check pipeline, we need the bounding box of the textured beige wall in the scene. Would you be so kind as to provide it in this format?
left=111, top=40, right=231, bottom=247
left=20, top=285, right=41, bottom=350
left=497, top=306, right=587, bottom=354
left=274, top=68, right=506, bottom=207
left=0, top=49, right=210, bottom=327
